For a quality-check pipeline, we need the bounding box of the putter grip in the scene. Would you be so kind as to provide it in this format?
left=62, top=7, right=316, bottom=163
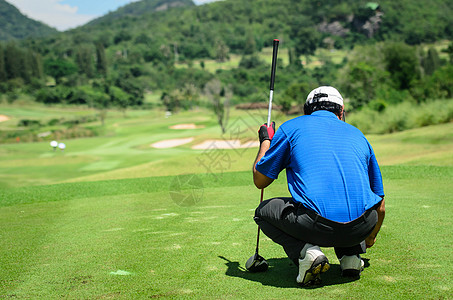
left=269, top=39, right=279, bottom=91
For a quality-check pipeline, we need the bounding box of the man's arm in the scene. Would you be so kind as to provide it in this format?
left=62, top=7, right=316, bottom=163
left=365, top=198, right=385, bottom=248
left=253, top=140, right=274, bottom=189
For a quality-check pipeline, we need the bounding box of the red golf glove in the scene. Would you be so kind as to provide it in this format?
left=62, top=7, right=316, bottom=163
left=258, top=122, right=275, bottom=144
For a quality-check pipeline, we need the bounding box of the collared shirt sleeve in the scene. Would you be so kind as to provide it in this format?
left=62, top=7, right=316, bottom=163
left=368, top=152, right=385, bottom=197
left=256, top=128, right=291, bottom=180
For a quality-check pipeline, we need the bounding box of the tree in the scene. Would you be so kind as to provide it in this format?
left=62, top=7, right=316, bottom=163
left=113, top=74, right=144, bottom=106
left=243, top=32, right=256, bottom=55
left=277, top=96, right=293, bottom=115
left=0, top=44, right=6, bottom=81
left=109, top=86, right=130, bottom=117
left=284, top=81, right=315, bottom=112
left=215, top=39, right=229, bottom=62
left=425, top=65, right=453, bottom=99
left=239, top=54, right=264, bottom=69
left=289, top=15, right=321, bottom=64
left=422, top=47, right=441, bottom=76
left=28, top=50, right=43, bottom=79
left=95, top=42, right=108, bottom=76
left=337, top=43, right=391, bottom=109
left=159, top=44, right=174, bottom=66
left=161, top=89, right=183, bottom=112
left=181, top=83, right=199, bottom=110
left=442, top=42, right=453, bottom=64
left=294, top=27, right=320, bottom=64
left=287, top=47, right=302, bottom=68
left=383, top=42, right=420, bottom=90
left=44, top=59, right=78, bottom=85
left=75, top=45, right=94, bottom=78
left=89, top=88, right=110, bottom=126
left=204, top=79, right=232, bottom=134
left=4, top=43, right=22, bottom=80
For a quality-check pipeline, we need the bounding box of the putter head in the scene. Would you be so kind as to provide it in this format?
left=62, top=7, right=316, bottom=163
left=245, top=253, right=269, bottom=272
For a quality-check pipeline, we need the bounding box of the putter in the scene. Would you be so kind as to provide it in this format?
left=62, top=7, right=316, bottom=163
left=246, top=39, right=279, bottom=273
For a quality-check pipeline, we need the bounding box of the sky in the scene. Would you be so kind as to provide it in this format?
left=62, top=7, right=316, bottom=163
left=6, top=0, right=218, bottom=31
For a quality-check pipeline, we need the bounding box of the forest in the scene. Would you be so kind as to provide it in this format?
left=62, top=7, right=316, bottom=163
left=0, top=0, right=452, bottom=128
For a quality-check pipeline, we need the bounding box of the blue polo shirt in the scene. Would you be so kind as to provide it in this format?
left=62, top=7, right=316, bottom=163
left=256, top=110, right=384, bottom=223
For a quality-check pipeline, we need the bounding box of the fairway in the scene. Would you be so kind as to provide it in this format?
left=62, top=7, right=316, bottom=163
left=1, top=107, right=452, bottom=298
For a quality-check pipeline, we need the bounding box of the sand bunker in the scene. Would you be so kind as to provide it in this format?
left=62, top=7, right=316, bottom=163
left=152, top=137, right=194, bottom=149
left=170, top=123, right=205, bottom=130
left=192, top=140, right=260, bottom=150
left=151, top=137, right=260, bottom=150
left=0, top=115, right=10, bottom=122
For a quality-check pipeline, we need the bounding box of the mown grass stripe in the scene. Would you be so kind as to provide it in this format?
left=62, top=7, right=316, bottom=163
left=2, top=166, right=452, bottom=207
left=0, top=171, right=258, bottom=207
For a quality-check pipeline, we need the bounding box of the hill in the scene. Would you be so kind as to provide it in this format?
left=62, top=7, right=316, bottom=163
left=0, top=0, right=57, bottom=40
left=0, top=0, right=451, bottom=117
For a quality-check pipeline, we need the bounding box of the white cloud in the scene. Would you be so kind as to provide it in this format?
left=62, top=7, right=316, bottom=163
left=6, top=0, right=222, bottom=31
left=7, top=0, right=97, bottom=31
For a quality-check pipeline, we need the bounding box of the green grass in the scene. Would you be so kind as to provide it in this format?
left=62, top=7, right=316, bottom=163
left=1, top=102, right=452, bottom=298
left=1, top=168, right=452, bottom=298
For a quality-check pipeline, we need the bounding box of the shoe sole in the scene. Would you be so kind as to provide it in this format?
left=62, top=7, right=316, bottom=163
left=341, top=268, right=362, bottom=277
left=341, top=258, right=364, bottom=278
left=301, top=255, right=330, bottom=286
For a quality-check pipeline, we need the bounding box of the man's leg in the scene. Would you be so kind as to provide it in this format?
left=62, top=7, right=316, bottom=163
left=334, top=242, right=366, bottom=259
left=254, top=197, right=305, bottom=265
left=335, top=243, right=366, bottom=277
left=254, top=197, right=330, bottom=285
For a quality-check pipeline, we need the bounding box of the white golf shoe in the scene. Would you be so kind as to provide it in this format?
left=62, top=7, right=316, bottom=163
left=339, top=255, right=365, bottom=277
left=296, top=244, right=330, bottom=286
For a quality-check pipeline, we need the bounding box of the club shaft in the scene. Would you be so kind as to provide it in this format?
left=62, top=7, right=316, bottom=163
left=256, top=188, right=264, bottom=254
left=267, top=90, right=273, bottom=128
left=255, top=39, right=279, bottom=256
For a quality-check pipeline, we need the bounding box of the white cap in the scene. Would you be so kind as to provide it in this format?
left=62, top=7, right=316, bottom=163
left=306, top=86, right=343, bottom=106
left=58, top=143, right=66, bottom=150
left=50, top=140, right=58, bottom=147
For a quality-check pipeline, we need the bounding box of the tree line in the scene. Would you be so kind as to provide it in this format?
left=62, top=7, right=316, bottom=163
left=0, top=0, right=452, bottom=122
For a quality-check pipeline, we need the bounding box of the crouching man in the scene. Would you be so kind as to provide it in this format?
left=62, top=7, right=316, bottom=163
left=253, top=86, right=385, bottom=286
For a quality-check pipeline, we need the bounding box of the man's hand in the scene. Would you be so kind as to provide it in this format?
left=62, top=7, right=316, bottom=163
left=365, top=199, right=385, bottom=249
left=365, top=235, right=376, bottom=248
left=258, top=122, right=276, bottom=144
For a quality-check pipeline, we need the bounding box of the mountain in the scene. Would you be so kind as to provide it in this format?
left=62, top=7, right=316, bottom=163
left=75, top=0, right=451, bottom=56
left=0, top=0, right=58, bottom=40
left=87, top=0, right=195, bottom=26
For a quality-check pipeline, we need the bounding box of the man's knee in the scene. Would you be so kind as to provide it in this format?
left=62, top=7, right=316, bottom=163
left=254, top=197, right=295, bottom=223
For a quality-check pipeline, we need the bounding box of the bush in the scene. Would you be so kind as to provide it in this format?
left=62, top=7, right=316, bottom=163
left=18, top=119, right=41, bottom=127
left=6, top=92, right=19, bottom=104
left=47, top=118, right=61, bottom=126
left=367, top=99, right=388, bottom=112
left=35, top=87, right=66, bottom=104
left=375, top=87, right=415, bottom=105
left=348, top=99, right=453, bottom=134
left=239, top=54, right=265, bottom=69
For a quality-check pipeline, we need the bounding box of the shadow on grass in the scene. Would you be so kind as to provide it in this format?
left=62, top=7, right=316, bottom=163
left=219, top=256, right=364, bottom=288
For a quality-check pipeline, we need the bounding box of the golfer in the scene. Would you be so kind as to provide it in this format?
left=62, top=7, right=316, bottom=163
left=253, top=86, right=385, bottom=286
